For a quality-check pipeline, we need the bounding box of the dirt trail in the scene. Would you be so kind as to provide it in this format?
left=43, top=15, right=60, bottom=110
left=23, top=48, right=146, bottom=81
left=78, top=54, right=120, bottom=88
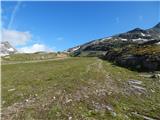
left=86, top=58, right=109, bottom=75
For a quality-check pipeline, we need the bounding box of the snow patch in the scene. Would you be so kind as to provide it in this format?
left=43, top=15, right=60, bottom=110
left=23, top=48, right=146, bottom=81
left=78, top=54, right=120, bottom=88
left=140, top=32, right=145, bottom=36
left=101, top=37, right=112, bottom=41
left=156, top=42, right=160, bottom=45
left=121, top=38, right=127, bottom=41
left=132, top=38, right=148, bottom=42
left=72, top=46, right=80, bottom=52
left=0, top=53, right=9, bottom=56
left=8, top=48, right=14, bottom=52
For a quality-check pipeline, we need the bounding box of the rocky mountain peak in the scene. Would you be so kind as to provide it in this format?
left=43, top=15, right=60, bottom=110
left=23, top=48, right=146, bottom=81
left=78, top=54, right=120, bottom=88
left=154, top=22, right=160, bottom=29
left=128, top=28, right=145, bottom=33
left=0, top=41, right=17, bottom=56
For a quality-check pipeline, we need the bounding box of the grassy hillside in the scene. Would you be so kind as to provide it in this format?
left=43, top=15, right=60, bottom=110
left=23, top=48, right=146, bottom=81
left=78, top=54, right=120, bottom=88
left=1, top=52, right=68, bottom=64
left=2, top=53, right=56, bottom=61
left=2, top=57, right=160, bottom=120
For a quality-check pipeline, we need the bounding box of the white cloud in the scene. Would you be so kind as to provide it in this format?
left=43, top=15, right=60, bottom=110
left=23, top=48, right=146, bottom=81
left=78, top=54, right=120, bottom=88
left=2, top=29, right=31, bottom=46
left=8, top=1, right=21, bottom=29
left=1, top=29, right=54, bottom=53
left=18, top=44, right=53, bottom=53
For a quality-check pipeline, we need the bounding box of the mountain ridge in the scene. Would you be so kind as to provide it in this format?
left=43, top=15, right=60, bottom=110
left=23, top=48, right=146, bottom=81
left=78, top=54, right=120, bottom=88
left=68, top=23, right=160, bottom=71
left=68, top=23, right=160, bottom=54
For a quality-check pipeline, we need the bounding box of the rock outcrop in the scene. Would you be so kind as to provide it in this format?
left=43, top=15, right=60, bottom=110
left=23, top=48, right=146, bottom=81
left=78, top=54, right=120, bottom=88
left=101, top=44, right=160, bottom=71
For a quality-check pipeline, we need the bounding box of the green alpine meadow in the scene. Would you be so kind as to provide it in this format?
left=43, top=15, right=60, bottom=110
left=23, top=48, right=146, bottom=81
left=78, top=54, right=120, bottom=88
left=1, top=1, right=160, bottom=120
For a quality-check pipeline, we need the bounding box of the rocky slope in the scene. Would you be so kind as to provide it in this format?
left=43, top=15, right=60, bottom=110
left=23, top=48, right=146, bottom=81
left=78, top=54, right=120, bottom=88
left=101, top=44, right=160, bottom=71
left=0, top=41, right=17, bottom=56
left=68, top=23, right=160, bottom=71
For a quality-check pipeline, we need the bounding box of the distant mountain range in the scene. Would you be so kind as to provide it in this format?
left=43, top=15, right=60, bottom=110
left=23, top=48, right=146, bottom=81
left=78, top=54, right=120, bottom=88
left=68, top=23, right=160, bottom=71
left=68, top=23, right=160, bottom=54
left=0, top=41, right=17, bottom=56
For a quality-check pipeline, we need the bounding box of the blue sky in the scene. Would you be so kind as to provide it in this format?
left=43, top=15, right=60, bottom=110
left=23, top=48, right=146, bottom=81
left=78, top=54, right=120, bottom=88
left=1, top=1, right=160, bottom=52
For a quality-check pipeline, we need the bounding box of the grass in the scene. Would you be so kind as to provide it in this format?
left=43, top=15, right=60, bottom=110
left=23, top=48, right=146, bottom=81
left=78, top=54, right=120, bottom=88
left=133, top=45, right=160, bottom=55
left=1, top=52, right=68, bottom=62
left=117, top=44, right=160, bottom=56
left=1, top=57, right=160, bottom=120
